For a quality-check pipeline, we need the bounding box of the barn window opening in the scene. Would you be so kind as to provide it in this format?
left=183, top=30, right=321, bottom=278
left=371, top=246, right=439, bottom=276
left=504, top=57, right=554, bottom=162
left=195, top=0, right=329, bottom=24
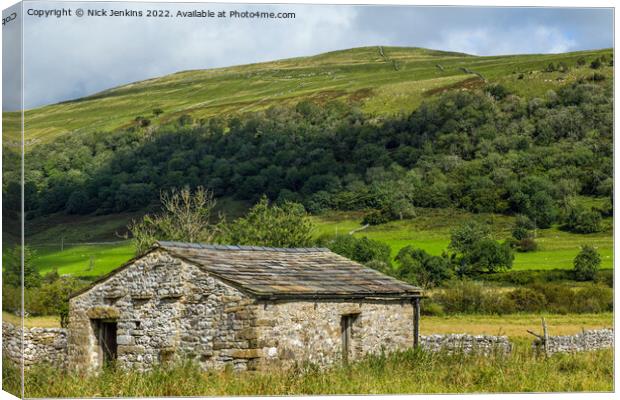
left=341, top=314, right=359, bottom=363
left=94, top=320, right=117, bottom=366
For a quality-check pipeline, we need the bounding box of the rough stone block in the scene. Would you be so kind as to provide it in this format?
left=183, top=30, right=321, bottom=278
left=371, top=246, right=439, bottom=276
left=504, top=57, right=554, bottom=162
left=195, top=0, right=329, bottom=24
left=231, top=348, right=262, bottom=359
left=86, top=306, right=120, bottom=320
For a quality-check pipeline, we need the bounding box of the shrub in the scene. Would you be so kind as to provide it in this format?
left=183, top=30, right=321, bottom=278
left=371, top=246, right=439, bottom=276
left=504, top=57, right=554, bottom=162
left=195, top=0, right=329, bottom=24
left=576, top=57, right=586, bottom=66
left=544, top=63, right=557, bottom=72
left=573, top=245, right=601, bottom=281
left=507, top=288, right=547, bottom=312
left=24, top=277, right=86, bottom=327
left=362, top=210, right=390, bottom=226
left=420, top=299, right=445, bottom=316
left=177, top=114, right=193, bottom=126
left=595, top=269, right=613, bottom=288
left=587, top=73, right=606, bottom=82
left=529, top=283, right=576, bottom=314
left=590, top=58, right=602, bottom=69
left=134, top=116, right=151, bottom=127
left=572, top=284, right=613, bottom=313
left=514, top=214, right=536, bottom=232
left=2, top=285, right=21, bottom=313
left=512, top=226, right=530, bottom=241
left=432, top=280, right=515, bottom=314
left=485, top=84, right=511, bottom=100
left=516, top=238, right=538, bottom=252
left=476, top=270, right=574, bottom=286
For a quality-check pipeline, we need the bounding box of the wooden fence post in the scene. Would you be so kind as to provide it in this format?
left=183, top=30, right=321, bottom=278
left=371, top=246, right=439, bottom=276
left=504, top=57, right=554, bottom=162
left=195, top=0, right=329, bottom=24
left=542, top=317, right=549, bottom=357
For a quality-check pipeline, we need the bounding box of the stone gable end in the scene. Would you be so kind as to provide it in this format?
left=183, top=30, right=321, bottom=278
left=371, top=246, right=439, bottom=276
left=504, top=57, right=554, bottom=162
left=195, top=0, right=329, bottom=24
left=68, top=249, right=260, bottom=371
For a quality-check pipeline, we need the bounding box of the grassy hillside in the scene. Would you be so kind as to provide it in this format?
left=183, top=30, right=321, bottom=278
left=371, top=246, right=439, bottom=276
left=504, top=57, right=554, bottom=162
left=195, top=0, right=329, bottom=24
left=3, top=46, right=611, bottom=144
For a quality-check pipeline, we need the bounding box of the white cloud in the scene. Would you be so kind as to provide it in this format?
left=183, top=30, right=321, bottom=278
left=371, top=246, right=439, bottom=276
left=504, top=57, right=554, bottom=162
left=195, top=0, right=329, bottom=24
left=428, top=25, right=577, bottom=56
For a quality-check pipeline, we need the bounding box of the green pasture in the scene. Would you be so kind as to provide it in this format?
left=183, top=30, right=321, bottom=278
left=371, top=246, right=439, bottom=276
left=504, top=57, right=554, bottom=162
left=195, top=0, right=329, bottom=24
left=313, top=208, right=613, bottom=271
left=33, top=243, right=135, bottom=278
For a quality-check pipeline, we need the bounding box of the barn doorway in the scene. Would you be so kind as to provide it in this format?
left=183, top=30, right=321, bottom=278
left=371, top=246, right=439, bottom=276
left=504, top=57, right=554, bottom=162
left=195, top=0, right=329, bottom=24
left=95, top=320, right=117, bottom=366
left=341, top=314, right=359, bottom=363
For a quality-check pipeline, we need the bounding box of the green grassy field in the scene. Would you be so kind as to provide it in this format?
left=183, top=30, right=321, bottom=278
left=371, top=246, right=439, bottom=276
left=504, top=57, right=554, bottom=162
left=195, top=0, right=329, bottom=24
left=313, top=207, right=613, bottom=271
left=34, top=243, right=135, bottom=277
left=3, top=46, right=612, bottom=145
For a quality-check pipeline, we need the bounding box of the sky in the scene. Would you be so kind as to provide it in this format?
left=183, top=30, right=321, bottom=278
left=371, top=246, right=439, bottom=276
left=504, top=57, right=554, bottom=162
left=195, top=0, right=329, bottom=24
left=2, top=2, right=614, bottom=111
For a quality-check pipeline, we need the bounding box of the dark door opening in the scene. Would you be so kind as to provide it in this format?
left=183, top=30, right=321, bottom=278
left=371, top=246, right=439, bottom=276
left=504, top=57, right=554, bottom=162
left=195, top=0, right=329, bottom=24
left=341, top=314, right=358, bottom=363
left=97, top=320, right=117, bottom=366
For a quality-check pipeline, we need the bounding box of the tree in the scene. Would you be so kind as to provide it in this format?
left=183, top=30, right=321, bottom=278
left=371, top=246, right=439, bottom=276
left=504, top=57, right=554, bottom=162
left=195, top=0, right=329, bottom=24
left=3, top=245, right=41, bottom=289
left=128, top=187, right=223, bottom=254
left=526, top=191, right=557, bottom=229
left=395, top=246, right=452, bottom=288
left=573, top=245, right=601, bottom=281
left=34, top=277, right=84, bottom=328
left=512, top=214, right=535, bottom=240
left=225, top=197, right=314, bottom=248
left=461, top=239, right=514, bottom=274
left=512, top=214, right=538, bottom=252
left=449, top=220, right=491, bottom=254
left=562, top=205, right=602, bottom=234
left=317, top=234, right=392, bottom=272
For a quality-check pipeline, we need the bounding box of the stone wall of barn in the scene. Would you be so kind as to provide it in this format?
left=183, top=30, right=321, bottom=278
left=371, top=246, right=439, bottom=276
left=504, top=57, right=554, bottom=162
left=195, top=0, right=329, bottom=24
left=252, top=300, right=415, bottom=367
left=67, top=250, right=260, bottom=372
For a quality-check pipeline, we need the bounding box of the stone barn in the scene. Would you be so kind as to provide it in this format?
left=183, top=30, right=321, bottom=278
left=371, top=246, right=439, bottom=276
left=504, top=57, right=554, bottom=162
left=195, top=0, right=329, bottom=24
left=67, top=241, right=423, bottom=372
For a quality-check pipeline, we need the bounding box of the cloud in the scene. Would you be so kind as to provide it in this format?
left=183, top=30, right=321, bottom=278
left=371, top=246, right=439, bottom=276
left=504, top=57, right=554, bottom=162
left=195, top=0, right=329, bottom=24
left=3, top=3, right=613, bottom=110
left=426, top=26, right=577, bottom=56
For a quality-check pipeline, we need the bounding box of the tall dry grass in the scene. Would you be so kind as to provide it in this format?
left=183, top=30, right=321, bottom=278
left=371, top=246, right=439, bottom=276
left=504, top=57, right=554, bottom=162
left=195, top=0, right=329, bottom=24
left=3, top=345, right=612, bottom=397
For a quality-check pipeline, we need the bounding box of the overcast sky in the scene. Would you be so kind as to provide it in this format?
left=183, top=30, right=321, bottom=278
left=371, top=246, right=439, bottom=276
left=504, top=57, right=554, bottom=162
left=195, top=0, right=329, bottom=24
left=2, top=2, right=614, bottom=111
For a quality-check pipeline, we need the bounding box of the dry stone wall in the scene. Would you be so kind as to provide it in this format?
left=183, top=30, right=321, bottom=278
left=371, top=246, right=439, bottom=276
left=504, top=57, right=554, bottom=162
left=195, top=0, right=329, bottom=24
left=2, top=321, right=67, bottom=367
left=533, top=328, right=613, bottom=354
left=420, top=334, right=511, bottom=355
